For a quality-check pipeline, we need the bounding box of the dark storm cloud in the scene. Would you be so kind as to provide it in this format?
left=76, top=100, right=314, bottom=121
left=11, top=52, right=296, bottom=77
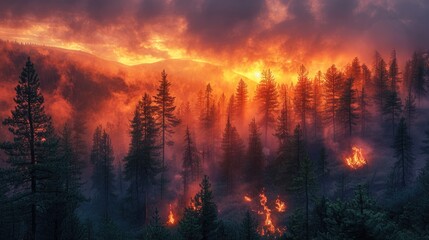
left=1, top=0, right=429, bottom=65
left=177, top=0, right=265, bottom=47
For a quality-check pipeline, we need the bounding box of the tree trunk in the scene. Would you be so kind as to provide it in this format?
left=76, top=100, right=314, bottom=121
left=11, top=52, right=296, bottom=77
left=28, top=77, right=37, bottom=240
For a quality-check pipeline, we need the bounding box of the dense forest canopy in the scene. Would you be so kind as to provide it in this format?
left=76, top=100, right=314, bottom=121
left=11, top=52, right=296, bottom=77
left=1, top=42, right=429, bottom=239
left=1, top=0, right=429, bottom=239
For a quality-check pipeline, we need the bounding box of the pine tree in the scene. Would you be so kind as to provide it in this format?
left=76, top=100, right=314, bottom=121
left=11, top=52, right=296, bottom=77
left=277, top=125, right=305, bottom=191
left=345, top=58, right=364, bottom=137
left=403, top=60, right=413, bottom=94
left=383, top=50, right=402, bottom=136
left=226, top=94, right=236, bottom=122
left=348, top=57, right=362, bottom=85
left=182, top=126, right=201, bottom=201
left=404, top=93, right=416, bottom=135
left=255, top=69, right=279, bottom=145
left=389, top=118, right=414, bottom=191
left=196, top=176, right=218, bottom=240
left=200, top=84, right=216, bottom=163
left=201, top=83, right=215, bottom=131
left=292, top=155, right=315, bottom=240
left=388, top=50, right=400, bottom=92
left=383, top=90, right=402, bottom=136
left=274, top=90, right=293, bottom=188
left=245, top=119, right=264, bottom=190
left=179, top=206, right=202, bottom=240
left=372, top=51, right=389, bottom=115
left=293, top=65, right=312, bottom=140
left=71, top=111, right=88, bottom=162
left=179, top=175, right=218, bottom=240
left=50, top=124, right=85, bottom=239
left=409, top=51, right=427, bottom=103
left=360, top=64, right=371, bottom=136
left=1, top=58, right=58, bottom=239
left=323, top=65, right=343, bottom=141
left=220, top=116, right=244, bottom=193
left=235, top=79, right=248, bottom=122
left=90, top=126, right=116, bottom=219
left=218, top=93, right=227, bottom=128
left=124, top=94, right=161, bottom=225
left=312, top=71, right=324, bottom=139
left=154, top=70, right=180, bottom=199
left=338, top=77, right=359, bottom=138
left=275, top=84, right=292, bottom=145
left=145, top=209, right=170, bottom=240
left=240, top=210, right=259, bottom=240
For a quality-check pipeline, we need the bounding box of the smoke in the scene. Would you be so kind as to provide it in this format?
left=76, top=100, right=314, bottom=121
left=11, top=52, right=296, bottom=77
left=0, top=0, right=428, bottom=72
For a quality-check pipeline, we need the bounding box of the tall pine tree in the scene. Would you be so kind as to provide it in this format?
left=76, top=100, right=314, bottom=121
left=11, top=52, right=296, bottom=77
left=294, top=65, right=313, bottom=140
left=179, top=175, right=218, bottom=240
left=1, top=58, right=58, bottom=239
left=182, top=126, right=201, bottom=202
left=90, top=126, right=116, bottom=220
left=323, top=65, right=343, bottom=141
left=311, top=71, right=324, bottom=139
left=154, top=70, right=180, bottom=199
left=360, top=64, right=371, bottom=136
left=255, top=69, right=279, bottom=145
left=220, top=116, right=244, bottom=193
left=372, top=51, right=389, bottom=116
left=383, top=50, right=402, bottom=136
left=338, top=77, right=359, bottom=138
left=389, top=118, right=414, bottom=191
left=409, top=51, right=427, bottom=103
left=124, top=94, right=161, bottom=225
left=245, top=119, right=264, bottom=190
left=235, top=79, right=248, bottom=122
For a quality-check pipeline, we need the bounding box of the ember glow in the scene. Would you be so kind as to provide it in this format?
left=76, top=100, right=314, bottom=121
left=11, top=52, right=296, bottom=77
left=275, top=196, right=286, bottom=213
left=345, top=146, right=367, bottom=170
left=244, top=195, right=252, bottom=202
left=167, top=204, right=175, bottom=225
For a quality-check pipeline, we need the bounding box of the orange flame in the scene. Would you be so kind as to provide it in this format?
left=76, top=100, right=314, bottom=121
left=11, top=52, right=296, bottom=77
left=190, top=201, right=197, bottom=211
left=258, top=191, right=276, bottom=235
left=167, top=204, right=175, bottom=225
left=345, top=146, right=367, bottom=169
left=244, top=195, right=252, bottom=202
left=275, top=196, right=286, bottom=213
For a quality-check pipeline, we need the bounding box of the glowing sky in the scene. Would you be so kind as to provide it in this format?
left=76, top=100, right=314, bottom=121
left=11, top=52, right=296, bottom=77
left=1, top=0, right=428, bottom=80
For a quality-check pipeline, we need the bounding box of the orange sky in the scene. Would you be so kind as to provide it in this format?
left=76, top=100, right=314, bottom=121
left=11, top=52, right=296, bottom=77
left=0, top=0, right=428, bottom=81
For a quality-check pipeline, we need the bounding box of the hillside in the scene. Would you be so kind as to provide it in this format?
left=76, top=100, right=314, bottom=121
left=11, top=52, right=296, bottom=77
left=0, top=40, right=255, bottom=154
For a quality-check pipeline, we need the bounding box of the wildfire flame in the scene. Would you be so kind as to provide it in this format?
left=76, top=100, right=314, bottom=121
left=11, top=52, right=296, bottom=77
left=258, top=191, right=278, bottom=236
left=167, top=204, right=175, bottom=225
left=345, top=146, right=367, bottom=170
left=275, top=196, right=286, bottom=213
left=243, top=191, right=286, bottom=236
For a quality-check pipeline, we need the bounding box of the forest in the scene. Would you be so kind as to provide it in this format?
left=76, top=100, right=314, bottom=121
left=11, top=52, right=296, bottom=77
left=1, top=48, right=429, bottom=240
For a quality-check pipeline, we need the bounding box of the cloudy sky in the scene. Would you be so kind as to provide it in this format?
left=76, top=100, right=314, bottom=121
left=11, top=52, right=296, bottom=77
left=0, top=0, right=428, bottom=77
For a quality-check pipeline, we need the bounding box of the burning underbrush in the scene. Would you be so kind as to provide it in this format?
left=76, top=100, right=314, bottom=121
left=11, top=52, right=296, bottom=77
left=243, top=189, right=287, bottom=237
left=345, top=146, right=367, bottom=170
